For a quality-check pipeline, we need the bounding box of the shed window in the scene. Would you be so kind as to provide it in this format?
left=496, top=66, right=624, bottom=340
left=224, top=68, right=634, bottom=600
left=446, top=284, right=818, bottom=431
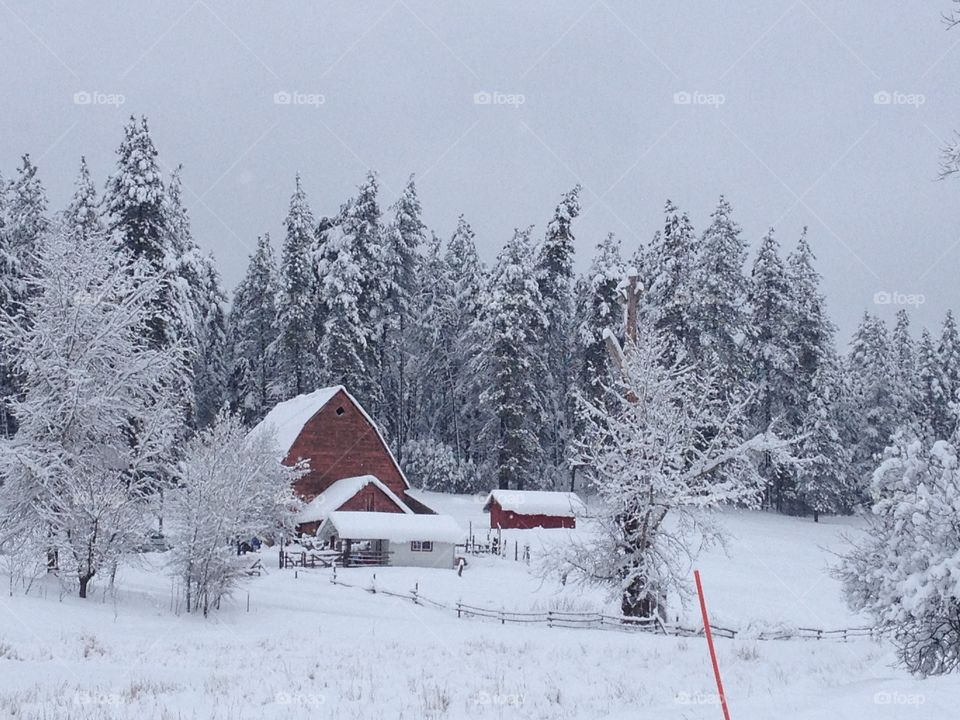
left=410, top=540, right=433, bottom=552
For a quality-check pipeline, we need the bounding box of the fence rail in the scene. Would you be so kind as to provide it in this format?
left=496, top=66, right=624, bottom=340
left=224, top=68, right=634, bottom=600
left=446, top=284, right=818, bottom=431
left=322, top=573, right=879, bottom=643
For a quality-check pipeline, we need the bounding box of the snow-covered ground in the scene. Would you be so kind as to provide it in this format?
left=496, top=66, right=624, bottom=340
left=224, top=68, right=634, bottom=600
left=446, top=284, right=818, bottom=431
left=1, top=498, right=955, bottom=719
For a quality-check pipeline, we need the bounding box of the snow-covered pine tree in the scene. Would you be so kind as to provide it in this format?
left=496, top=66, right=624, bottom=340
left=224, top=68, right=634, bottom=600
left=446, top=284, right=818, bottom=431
left=104, top=116, right=172, bottom=350
left=796, top=354, right=852, bottom=520
left=476, top=227, right=547, bottom=490
left=642, top=200, right=699, bottom=365
left=409, top=230, right=452, bottom=444
left=227, top=235, right=280, bottom=426
left=691, top=196, right=748, bottom=387
left=784, top=228, right=834, bottom=430
left=442, top=217, right=487, bottom=464
left=744, top=229, right=796, bottom=510
left=0, top=172, right=19, bottom=439
left=271, top=175, right=318, bottom=400
left=167, top=414, right=301, bottom=615
left=0, top=226, right=183, bottom=598
left=316, top=172, right=386, bottom=416
left=6, top=154, right=48, bottom=268
left=381, top=176, right=425, bottom=456
left=164, top=166, right=225, bottom=429
left=191, top=258, right=228, bottom=427
left=575, top=232, right=624, bottom=406
left=938, top=309, right=960, bottom=433
left=535, top=185, right=581, bottom=487
left=560, top=317, right=781, bottom=618
left=847, top=312, right=897, bottom=494
left=316, top=202, right=370, bottom=399
left=63, top=157, right=104, bottom=247
left=917, top=327, right=951, bottom=439
left=890, top=309, right=920, bottom=427
left=838, top=432, right=960, bottom=676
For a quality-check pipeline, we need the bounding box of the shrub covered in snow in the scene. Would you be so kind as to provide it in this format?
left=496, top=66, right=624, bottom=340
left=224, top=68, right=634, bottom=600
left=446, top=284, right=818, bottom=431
left=166, top=414, right=303, bottom=615
left=838, top=432, right=960, bottom=676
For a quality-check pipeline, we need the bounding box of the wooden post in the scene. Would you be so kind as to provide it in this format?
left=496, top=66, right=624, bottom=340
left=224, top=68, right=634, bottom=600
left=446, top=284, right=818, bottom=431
left=694, top=570, right=731, bottom=720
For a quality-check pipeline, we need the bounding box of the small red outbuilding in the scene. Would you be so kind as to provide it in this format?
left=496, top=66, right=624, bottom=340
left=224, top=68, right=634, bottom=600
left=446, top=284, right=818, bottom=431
left=483, top=490, right=585, bottom=530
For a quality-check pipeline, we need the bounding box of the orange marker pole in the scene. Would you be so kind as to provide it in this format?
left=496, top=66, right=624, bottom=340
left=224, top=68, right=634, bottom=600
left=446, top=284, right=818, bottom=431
left=694, top=569, right=731, bottom=720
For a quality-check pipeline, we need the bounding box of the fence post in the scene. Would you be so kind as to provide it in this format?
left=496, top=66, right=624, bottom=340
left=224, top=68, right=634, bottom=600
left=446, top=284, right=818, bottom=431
left=547, top=611, right=553, bottom=628
left=499, top=609, right=505, bottom=625
left=514, top=541, right=518, bottom=561
left=457, top=602, right=462, bottom=619
left=412, top=582, right=419, bottom=605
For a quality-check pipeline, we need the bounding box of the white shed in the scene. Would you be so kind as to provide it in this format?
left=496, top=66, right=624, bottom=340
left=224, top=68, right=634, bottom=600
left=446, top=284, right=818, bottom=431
left=317, top=511, right=464, bottom=569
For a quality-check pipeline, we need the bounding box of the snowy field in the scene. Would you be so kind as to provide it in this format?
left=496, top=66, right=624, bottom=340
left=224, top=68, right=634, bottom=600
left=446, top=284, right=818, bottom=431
left=1, top=497, right=956, bottom=719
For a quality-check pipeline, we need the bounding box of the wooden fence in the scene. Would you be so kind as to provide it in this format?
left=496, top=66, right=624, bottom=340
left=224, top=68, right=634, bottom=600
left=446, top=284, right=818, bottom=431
left=280, top=548, right=391, bottom=570
left=323, top=573, right=880, bottom=643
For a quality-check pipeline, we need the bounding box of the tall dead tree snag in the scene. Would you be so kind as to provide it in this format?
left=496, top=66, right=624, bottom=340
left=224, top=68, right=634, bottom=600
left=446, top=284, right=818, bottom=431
left=603, top=271, right=641, bottom=374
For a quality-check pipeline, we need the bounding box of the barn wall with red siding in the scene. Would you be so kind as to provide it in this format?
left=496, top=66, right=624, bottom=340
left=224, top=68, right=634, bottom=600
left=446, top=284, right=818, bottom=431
left=285, top=389, right=407, bottom=501
left=488, top=500, right=576, bottom=529
left=297, top=483, right=405, bottom=535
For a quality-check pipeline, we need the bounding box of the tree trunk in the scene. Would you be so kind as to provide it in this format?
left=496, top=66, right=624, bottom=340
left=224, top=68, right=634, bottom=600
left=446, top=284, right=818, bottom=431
left=78, top=573, right=93, bottom=599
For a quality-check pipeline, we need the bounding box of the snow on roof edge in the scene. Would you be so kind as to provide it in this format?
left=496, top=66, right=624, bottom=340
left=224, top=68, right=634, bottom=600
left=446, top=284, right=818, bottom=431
left=320, top=511, right=464, bottom=544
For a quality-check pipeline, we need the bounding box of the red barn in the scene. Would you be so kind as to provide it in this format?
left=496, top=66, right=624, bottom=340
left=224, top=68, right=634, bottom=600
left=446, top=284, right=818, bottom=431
left=251, top=386, right=435, bottom=533
left=483, top=490, right=585, bottom=529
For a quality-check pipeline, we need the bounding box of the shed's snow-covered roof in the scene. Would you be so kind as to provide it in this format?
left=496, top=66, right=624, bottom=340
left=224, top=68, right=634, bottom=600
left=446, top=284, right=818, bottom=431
left=296, top=475, right=412, bottom=524
left=483, top=490, right=586, bottom=517
left=320, top=511, right=464, bottom=544
left=251, top=385, right=343, bottom=461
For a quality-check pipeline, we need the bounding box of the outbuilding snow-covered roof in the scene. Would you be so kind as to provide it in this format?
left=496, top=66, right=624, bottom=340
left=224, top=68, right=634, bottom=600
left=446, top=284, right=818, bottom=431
left=483, top=490, right=586, bottom=518
left=320, top=511, right=464, bottom=544
left=296, top=475, right=412, bottom=524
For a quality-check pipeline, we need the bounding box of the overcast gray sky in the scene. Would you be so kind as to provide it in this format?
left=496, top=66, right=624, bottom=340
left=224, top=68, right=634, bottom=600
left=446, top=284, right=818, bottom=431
left=1, top=1, right=958, bottom=341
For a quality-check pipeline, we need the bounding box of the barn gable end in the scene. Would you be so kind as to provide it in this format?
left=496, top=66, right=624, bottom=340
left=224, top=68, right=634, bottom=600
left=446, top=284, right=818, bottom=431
left=285, top=388, right=409, bottom=501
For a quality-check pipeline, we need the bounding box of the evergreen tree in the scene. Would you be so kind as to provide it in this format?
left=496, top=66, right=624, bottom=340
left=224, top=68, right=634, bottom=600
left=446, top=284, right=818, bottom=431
left=104, top=116, right=171, bottom=349
left=0, top=172, right=20, bottom=439
left=744, top=229, right=796, bottom=510
left=643, top=200, right=698, bottom=364
left=443, top=217, right=486, bottom=463
left=797, top=355, right=852, bottom=520
left=938, top=310, right=960, bottom=434
left=917, top=327, right=950, bottom=439
left=191, top=258, right=228, bottom=428
left=847, top=312, right=897, bottom=494
left=63, top=157, right=104, bottom=247
left=692, top=196, right=748, bottom=386
left=227, top=235, right=280, bottom=426
left=381, top=176, right=425, bottom=455
left=7, top=154, right=48, bottom=264
left=784, top=228, right=834, bottom=430
left=890, top=309, right=919, bottom=426
left=476, top=227, right=547, bottom=490
left=316, top=202, right=373, bottom=404
left=271, top=175, right=318, bottom=399
left=535, top=185, right=581, bottom=486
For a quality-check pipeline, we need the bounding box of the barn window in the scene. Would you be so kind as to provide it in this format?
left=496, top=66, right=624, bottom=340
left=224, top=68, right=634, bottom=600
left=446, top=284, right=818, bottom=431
left=335, top=406, right=345, bottom=416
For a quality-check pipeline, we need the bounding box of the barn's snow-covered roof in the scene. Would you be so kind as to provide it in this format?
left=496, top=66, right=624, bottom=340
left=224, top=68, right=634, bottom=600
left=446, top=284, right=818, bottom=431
left=296, top=475, right=412, bottom=524
left=251, top=386, right=343, bottom=461
left=483, top=490, right=586, bottom=518
left=249, top=385, right=411, bottom=489
left=320, top=511, right=464, bottom=544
